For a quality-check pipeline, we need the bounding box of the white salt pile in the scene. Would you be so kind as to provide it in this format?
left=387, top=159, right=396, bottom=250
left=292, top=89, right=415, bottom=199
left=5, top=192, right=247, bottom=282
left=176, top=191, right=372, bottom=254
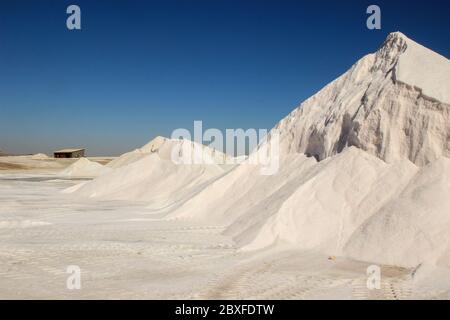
left=60, top=158, right=111, bottom=178
left=66, top=138, right=229, bottom=210
left=30, top=153, right=49, bottom=160
left=107, top=136, right=230, bottom=169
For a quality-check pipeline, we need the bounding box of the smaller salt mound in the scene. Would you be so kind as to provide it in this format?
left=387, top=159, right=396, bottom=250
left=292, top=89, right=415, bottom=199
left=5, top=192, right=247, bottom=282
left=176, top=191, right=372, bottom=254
left=107, top=136, right=230, bottom=169
left=68, top=152, right=225, bottom=210
left=31, top=153, right=49, bottom=160
left=60, top=158, right=111, bottom=178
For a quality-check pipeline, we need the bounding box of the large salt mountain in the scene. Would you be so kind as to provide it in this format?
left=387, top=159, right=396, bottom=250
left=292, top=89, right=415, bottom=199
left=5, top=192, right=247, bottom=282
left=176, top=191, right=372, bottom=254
left=167, top=32, right=450, bottom=267
left=276, top=32, right=449, bottom=165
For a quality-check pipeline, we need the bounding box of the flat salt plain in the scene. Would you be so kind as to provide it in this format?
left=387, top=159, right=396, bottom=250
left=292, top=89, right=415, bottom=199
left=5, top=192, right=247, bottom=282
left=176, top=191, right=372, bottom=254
left=0, top=171, right=449, bottom=300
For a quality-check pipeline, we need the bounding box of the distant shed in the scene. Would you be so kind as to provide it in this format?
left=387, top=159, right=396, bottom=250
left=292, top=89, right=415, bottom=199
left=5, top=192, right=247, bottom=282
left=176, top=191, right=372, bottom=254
left=54, top=148, right=85, bottom=158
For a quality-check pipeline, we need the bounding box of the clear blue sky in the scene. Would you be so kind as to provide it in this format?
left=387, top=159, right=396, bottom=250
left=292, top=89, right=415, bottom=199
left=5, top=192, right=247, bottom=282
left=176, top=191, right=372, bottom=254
left=1, top=0, right=449, bottom=156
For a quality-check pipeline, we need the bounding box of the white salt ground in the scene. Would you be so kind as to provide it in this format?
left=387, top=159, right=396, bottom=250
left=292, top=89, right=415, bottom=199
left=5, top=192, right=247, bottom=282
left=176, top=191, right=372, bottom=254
left=0, top=174, right=449, bottom=299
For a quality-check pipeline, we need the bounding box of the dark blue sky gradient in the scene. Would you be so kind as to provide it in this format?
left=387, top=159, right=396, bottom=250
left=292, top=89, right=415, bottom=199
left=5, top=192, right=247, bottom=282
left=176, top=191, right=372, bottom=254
left=1, top=0, right=449, bottom=155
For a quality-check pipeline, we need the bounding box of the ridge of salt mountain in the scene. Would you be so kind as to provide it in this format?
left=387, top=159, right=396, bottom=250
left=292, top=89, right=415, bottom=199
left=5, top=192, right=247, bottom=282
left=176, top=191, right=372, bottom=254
left=139, top=135, right=169, bottom=153
left=106, top=136, right=170, bottom=169
left=166, top=32, right=450, bottom=267
left=273, top=31, right=449, bottom=166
